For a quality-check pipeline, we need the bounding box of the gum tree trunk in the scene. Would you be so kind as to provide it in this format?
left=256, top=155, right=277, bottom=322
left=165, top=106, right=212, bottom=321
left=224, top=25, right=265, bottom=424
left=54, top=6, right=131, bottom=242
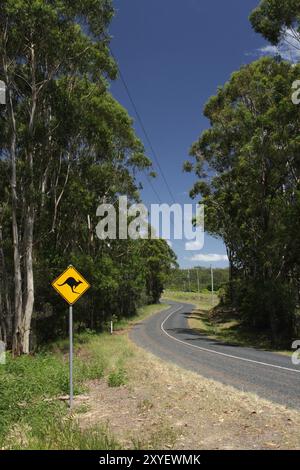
left=22, top=204, right=35, bottom=354
left=8, top=87, right=24, bottom=355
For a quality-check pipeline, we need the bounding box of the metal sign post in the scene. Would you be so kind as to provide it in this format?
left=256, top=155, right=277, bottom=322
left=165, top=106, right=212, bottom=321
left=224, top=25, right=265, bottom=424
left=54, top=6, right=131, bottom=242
left=51, top=265, right=90, bottom=409
left=69, top=305, right=73, bottom=408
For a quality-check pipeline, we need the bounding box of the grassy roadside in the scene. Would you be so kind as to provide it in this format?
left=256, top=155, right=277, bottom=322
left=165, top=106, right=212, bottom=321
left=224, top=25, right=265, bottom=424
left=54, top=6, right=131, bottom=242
left=0, top=303, right=169, bottom=450
left=162, top=290, right=293, bottom=355
left=79, top=320, right=300, bottom=450
left=3, top=298, right=300, bottom=450
left=163, top=289, right=218, bottom=310
left=113, top=303, right=169, bottom=331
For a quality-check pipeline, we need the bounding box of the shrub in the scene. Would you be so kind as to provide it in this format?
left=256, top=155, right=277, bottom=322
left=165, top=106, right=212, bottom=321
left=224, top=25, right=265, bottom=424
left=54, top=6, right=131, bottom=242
left=107, top=368, right=127, bottom=387
left=233, top=278, right=297, bottom=345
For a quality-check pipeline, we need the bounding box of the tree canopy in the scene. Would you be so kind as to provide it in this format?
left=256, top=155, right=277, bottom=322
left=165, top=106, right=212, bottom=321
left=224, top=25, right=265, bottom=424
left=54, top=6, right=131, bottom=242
left=0, top=0, right=177, bottom=353
left=250, top=0, right=300, bottom=47
left=186, top=57, right=300, bottom=344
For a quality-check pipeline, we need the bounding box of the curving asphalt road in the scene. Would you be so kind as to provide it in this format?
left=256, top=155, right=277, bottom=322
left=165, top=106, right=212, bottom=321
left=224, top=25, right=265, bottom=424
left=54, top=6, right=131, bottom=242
left=130, top=301, right=300, bottom=409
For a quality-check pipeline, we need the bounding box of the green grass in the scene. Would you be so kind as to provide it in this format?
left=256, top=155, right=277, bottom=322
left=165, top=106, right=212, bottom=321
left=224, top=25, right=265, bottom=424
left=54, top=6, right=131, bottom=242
left=108, top=368, right=127, bottom=387
left=163, top=289, right=218, bottom=309
left=189, top=309, right=268, bottom=347
left=0, top=303, right=169, bottom=450
left=0, top=344, right=118, bottom=449
left=113, top=303, right=169, bottom=330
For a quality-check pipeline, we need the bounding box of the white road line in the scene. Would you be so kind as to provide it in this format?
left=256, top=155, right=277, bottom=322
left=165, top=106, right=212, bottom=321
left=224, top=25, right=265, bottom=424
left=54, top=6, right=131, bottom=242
left=160, top=306, right=300, bottom=375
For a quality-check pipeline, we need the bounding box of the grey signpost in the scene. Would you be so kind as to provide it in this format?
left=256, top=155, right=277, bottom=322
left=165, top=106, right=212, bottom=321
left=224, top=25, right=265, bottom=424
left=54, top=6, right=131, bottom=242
left=51, top=265, right=90, bottom=410
left=69, top=305, right=73, bottom=408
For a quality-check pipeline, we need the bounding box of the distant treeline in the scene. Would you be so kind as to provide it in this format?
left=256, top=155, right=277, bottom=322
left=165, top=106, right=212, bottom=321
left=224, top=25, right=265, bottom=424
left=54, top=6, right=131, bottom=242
left=165, top=267, right=229, bottom=293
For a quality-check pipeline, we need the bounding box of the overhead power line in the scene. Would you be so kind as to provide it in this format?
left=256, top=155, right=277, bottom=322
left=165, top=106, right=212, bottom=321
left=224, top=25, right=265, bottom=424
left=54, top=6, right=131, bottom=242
left=110, top=48, right=176, bottom=204
left=145, top=174, right=163, bottom=204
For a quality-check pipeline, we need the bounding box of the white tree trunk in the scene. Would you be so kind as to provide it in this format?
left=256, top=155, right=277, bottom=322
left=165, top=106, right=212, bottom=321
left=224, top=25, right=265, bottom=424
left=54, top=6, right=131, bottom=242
left=9, top=95, right=23, bottom=355
left=19, top=43, right=37, bottom=354
left=22, top=205, right=35, bottom=354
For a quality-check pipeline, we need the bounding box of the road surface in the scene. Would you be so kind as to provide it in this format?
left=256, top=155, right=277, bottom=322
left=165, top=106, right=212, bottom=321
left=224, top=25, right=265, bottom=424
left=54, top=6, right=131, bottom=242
left=130, top=301, right=300, bottom=408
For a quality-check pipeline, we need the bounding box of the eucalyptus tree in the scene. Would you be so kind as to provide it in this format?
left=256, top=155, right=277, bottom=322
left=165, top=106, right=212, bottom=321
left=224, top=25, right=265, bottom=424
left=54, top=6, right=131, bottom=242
left=250, top=0, right=300, bottom=54
left=140, top=238, right=178, bottom=304
left=186, top=57, right=300, bottom=343
left=0, top=0, right=121, bottom=354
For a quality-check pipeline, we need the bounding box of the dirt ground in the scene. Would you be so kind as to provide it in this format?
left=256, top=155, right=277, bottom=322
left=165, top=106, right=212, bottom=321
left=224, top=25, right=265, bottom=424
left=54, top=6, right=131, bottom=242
left=77, top=339, right=300, bottom=450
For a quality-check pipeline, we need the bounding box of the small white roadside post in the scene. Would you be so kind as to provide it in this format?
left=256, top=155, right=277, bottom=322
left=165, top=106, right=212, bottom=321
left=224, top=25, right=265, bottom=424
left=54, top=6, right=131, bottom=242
left=210, top=265, right=214, bottom=305
left=196, top=269, right=200, bottom=298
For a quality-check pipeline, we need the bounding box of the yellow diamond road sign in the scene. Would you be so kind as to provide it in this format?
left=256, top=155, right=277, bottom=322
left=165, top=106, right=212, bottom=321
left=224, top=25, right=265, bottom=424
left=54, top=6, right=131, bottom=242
left=52, top=265, right=90, bottom=305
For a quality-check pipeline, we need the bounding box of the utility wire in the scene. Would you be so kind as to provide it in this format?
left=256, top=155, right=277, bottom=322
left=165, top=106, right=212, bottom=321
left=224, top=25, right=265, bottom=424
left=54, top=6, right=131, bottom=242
left=145, top=174, right=163, bottom=204
left=110, top=47, right=177, bottom=204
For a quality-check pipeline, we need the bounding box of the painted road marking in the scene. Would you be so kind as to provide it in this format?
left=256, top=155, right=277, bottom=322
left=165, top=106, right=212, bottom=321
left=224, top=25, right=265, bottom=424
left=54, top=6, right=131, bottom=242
left=160, top=305, right=300, bottom=375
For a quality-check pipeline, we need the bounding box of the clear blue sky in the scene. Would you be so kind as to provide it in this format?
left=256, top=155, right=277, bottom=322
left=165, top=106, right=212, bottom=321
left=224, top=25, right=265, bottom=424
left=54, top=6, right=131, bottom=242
left=109, top=0, right=267, bottom=269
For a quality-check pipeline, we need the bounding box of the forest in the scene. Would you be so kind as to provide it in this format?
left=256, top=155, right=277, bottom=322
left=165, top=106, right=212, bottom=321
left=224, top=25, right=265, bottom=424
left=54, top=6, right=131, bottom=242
left=1, top=0, right=300, bottom=356
left=0, top=0, right=177, bottom=355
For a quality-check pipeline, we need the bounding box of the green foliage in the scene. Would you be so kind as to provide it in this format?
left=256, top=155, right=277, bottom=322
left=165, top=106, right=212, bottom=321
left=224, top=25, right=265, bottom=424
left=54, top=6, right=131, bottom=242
left=250, top=0, right=300, bottom=45
left=140, top=239, right=178, bottom=304
left=0, top=328, right=132, bottom=447
left=232, top=279, right=297, bottom=345
left=0, top=302, right=163, bottom=449
left=0, top=1, right=177, bottom=351
left=166, top=267, right=229, bottom=292
left=0, top=352, right=69, bottom=442
left=1, top=369, right=119, bottom=449
left=187, top=57, right=300, bottom=344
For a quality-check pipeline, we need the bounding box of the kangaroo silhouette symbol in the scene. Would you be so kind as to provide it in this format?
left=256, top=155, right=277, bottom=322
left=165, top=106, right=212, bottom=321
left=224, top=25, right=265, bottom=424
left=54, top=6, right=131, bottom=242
left=58, top=277, right=83, bottom=294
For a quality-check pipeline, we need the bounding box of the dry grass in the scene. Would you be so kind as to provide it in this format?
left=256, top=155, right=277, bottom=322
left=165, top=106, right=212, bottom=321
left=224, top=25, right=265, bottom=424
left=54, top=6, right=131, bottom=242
left=163, top=290, right=218, bottom=310
left=77, top=336, right=300, bottom=450
left=7, top=300, right=299, bottom=449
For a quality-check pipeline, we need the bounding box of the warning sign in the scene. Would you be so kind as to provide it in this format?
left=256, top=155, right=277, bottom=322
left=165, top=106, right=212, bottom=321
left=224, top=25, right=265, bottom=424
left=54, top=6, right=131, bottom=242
left=52, top=265, right=90, bottom=305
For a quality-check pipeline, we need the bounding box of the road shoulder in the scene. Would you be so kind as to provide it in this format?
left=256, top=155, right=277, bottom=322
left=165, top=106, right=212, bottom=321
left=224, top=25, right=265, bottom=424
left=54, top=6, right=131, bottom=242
left=79, top=335, right=300, bottom=449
